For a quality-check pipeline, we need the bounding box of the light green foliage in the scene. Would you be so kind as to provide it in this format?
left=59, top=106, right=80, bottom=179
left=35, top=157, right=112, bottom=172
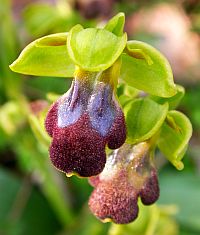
left=23, top=3, right=62, bottom=37
left=0, top=168, right=62, bottom=235
left=23, top=1, right=83, bottom=37
left=121, top=41, right=177, bottom=97
left=67, top=25, right=127, bottom=71
left=10, top=33, right=75, bottom=77
left=157, top=111, right=193, bottom=170
left=124, top=98, right=168, bottom=144
left=159, top=171, right=200, bottom=233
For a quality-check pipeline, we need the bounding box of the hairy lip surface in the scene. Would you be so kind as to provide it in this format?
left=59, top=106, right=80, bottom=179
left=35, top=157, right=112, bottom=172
left=88, top=143, right=159, bottom=223
left=45, top=79, right=126, bottom=177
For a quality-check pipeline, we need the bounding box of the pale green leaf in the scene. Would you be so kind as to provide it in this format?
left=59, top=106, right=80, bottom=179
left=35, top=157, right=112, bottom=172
left=10, top=33, right=75, bottom=77
left=157, top=110, right=192, bottom=170
left=124, top=98, right=169, bottom=144
left=67, top=25, right=127, bottom=71
left=121, top=40, right=177, bottom=97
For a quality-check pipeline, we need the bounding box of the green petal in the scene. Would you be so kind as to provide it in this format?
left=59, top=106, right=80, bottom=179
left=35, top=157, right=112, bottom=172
left=67, top=25, right=127, bottom=71
left=10, top=33, right=75, bottom=77
left=121, top=40, right=177, bottom=97
left=124, top=98, right=169, bottom=144
left=157, top=110, right=193, bottom=170
left=104, top=12, right=125, bottom=36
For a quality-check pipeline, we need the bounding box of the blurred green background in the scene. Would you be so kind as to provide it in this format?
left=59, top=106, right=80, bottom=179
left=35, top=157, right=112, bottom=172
left=0, top=0, right=200, bottom=234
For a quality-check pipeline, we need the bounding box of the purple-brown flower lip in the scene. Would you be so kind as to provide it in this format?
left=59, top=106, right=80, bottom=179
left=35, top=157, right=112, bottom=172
left=88, top=142, right=159, bottom=224
left=45, top=76, right=126, bottom=177
left=89, top=170, right=139, bottom=224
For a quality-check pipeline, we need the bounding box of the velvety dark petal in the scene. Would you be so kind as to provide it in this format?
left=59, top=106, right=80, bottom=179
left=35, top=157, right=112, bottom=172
left=50, top=114, right=106, bottom=177
left=107, top=109, right=126, bottom=149
left=89, top=174, right=139, bottom=224
left=45, top=76, right=126, bottom=178
left=88, top=143, right=160, bottom=224
left=140, top=169, right=160, bottom=205
left=45, top=102, right=58, bottom=137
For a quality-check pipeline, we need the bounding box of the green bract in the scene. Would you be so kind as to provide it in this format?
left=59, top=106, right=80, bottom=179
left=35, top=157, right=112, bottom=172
left=121, top=41, right=177, bottom=97
left=67, top=25, right=127, bottom=71
left=124, top=98, right=169, bottom=144
left=157, top=111, right=193, bottom=170
left=10, top=33, right=75, bottom=77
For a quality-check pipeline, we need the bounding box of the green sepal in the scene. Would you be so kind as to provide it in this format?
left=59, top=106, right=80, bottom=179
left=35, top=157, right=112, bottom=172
left=67, top=24, right=127, bottom=71
left=10, top=33, right=75, bottom=77
left=121, top=40, right=177, bottom=97
left=104, top=12, right=125, bottom=36
left=157, top=110, right=192, bottom=170
left=124, top=98, right=169, bottom=144
left=151, top=85, right=185, bottom=110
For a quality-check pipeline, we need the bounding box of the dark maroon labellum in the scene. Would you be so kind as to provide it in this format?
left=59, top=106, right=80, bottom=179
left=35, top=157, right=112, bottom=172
left=89, top=171, right=139, bottom=224
left=45, top=78, right=126, bottom=177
